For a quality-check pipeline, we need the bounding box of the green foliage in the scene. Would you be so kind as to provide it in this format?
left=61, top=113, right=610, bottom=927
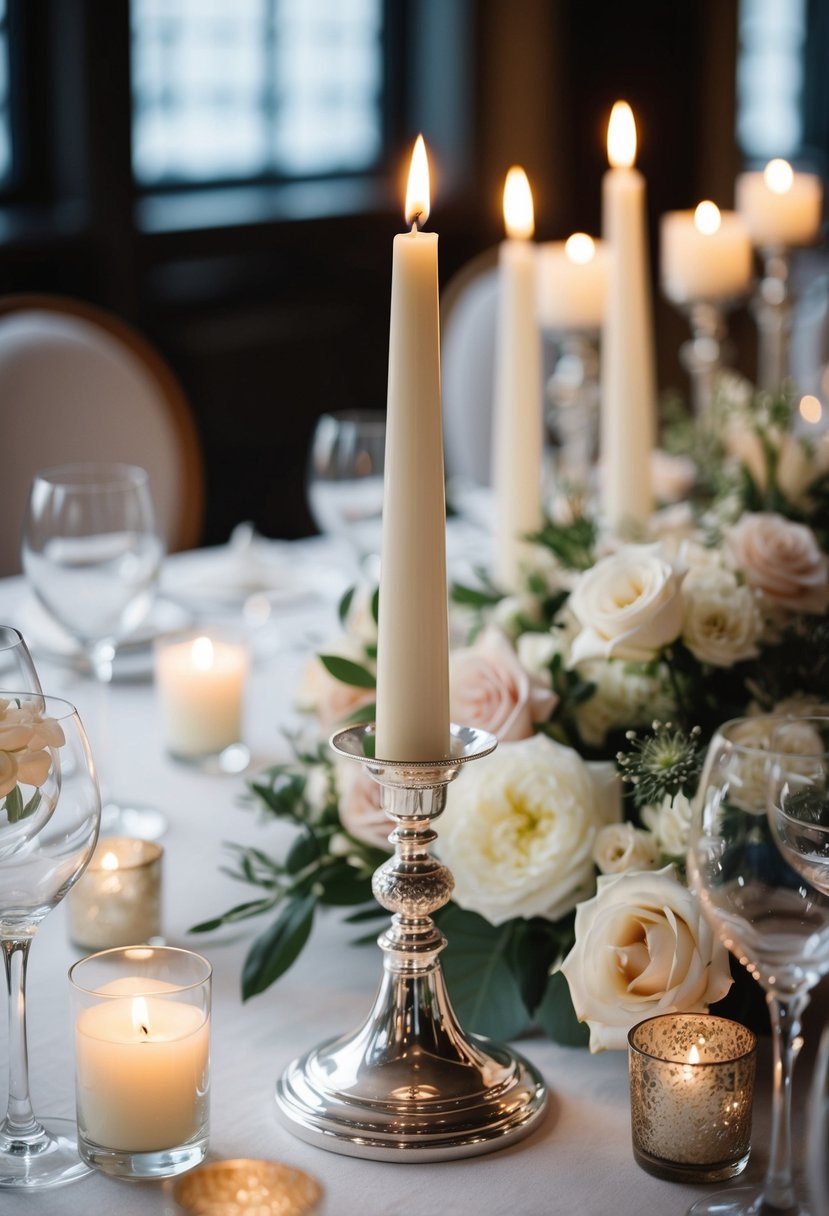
left=318, top=654, right=376, bottom=689
left=529, top=514, right=597, bottom=572
left=241, top=894, right=317, bottom=1000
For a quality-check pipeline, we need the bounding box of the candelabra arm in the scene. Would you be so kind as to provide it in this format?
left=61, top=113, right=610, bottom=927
left=751, top=246, right=793, bottom=392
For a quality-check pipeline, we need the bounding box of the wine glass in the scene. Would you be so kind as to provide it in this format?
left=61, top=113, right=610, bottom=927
left=0, top=627, right=42, bottom=693
left=687, top=715, right=829, bottom=1216
left=21, top=462, right=165, bottom=838
left=0, top=693, right=101, bottom=1189
left=306, top=410, right=385, bottom=577
left=767, top=716, right=829, bottom=896
left=807, top=1023, right=829, bottom=1216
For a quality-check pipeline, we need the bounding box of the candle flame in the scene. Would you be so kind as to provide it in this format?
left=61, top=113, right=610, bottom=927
left=565, top=232, right=595, bottom=264
left=101, top=851, right=119, bottom=871
left=607, top=101, right=636, bottom=169
left=764, top=158, right=794, bottom=195
left=405, top=134, right=430, bottom=229
left=503, top=166, right=534, bottom=240
left=132, top=996, right=150, bottom=1038
left=799, top=394, right=822, bottom=424
left=694, top=200, right=721, bottom=236
left=192, top=635, right=214, bottom=671
left=688, top=1043, right=701, bottom=1064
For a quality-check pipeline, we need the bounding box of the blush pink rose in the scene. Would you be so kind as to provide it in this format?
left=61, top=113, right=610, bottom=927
left=295, top=642, right=375, bottom=733
left=449, top=627, right=558, bottom=742
left=336, top=761, right=391, bottom=851
left=725, top=511, right=829, bottom=613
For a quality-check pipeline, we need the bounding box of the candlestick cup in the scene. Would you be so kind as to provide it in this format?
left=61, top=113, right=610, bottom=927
left=275, top=722, right=548, bottom=1161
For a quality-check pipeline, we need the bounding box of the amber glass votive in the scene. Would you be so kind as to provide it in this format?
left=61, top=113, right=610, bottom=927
left=628, top=1013, right=756, bottom=1183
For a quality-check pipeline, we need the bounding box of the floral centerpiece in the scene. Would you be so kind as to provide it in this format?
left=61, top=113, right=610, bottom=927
left=197, top=384, right=829, bottom=1050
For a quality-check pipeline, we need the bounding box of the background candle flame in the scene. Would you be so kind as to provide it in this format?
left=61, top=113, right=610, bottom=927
left=502, top=166, right=534, bottom=240
left=565, top=232, right=595, bottom=264
left=191, top=635, right=214, bottom=671
left=405, top=134, right=430, bottom=228
left=764, top=157, right=794, bottom=195
left=694, top=200, right=721, bottom=235
left=607, top=101, right=637, bottom=169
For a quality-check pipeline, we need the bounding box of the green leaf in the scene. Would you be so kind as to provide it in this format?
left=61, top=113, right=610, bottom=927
left=341, top=700, right=376, bottom=726
left=241, top=893, right=317, bottom=1000
left=436, top=905, right=530, bottom=1040
left=508, top=920, right=568, bottom=1015
left=535, top=970, right=590, bottom=1047
left=317, top=862, right=375, bottom=906
left=21, top=789, right=42, bottom=822
left=370, top=586, right=380, bottom=624
left=338, top=585, right=356, bottom=625
left=450, top=582, right=503, bottom=608
left=4, top=786, right=23, bottom=824
left=319, top=654, right=376, bottom=689
left=343, top=904, right=388, bottom=924
left=285, top=830, right=322, bottom=875
left=190, top=898, right=277, bottom=933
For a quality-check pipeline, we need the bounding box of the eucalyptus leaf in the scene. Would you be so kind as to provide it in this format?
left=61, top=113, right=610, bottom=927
left=242, top=893, right=317, bottom=1000
left=319, top=654, right=376, bottom=689
left=436, top=905, right=530, bottom=1040
left=190, top=898, right=277, bottom=933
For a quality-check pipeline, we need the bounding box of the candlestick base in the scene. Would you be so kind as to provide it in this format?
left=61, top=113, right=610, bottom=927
left=274, top=723, right=548, bottom=1162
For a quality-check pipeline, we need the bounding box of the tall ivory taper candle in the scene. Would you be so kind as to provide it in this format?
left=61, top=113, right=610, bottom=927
left=600, top=100, right=656, bottom=529
left=492, top=166, right=542, bottom=591
left=374, top=135, right=451, bottom=762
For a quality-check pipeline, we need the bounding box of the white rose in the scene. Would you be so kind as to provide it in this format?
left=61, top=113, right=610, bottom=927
left=438, top=734, right=619, bottom=925
left=725, top=511, right=829, bottom=614
left=651, top=449, right=696, bottom=504
left=568, top=544, right=686, bottom=665
left=572, top=659, right=674, bottom=749
left=593, top=823, right=660, bottom=875
left=491, top=594, right=542, bottom=641
left=681, top=567, right=762, bottom=667
left=560, top=865, right=733, bottom=1052
left=515, top=631, right=558, bottom=685
left=641, top=792, right=694, bottom=857
left=449, top=627, right=557, bottom=743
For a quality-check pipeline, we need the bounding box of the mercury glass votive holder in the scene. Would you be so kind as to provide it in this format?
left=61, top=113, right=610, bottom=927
left=68, top=836, right=163, bottom=951
left=69, top=946, right=211, bottom=1180
left=628, top=1013, right=756, bottom=1184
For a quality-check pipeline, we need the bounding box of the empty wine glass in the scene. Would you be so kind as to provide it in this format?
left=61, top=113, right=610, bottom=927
left=768, top=716, right=829, bottom=896
left=306, top=410, right=385, bottom=575
left=0, top=627, right=42, bottom=693
left=21, top=463, right=165, bottom=838
left=0, top=693, right=101, bottom=1189
left=687, top=716, right=829, bottom=1216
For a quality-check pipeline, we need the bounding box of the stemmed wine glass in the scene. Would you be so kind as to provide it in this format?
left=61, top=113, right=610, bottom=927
left=21, top=463, right=165, bottom=838
left=306, top=410, right=386, bottom=578
left=0, top=693, right=101, bottom=1189
left=687, top=716, right=829, bottom=1216
left=0, top=627, right=42, bottom=693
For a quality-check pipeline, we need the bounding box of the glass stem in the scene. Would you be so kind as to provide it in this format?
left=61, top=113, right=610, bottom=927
left=764, top=989, right=809, bottom=1212
left=0, top=937, right=39, bottom=1140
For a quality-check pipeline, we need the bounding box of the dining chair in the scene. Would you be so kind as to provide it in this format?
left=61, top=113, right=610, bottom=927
left=0, top=293, right=204, bottom=575
left=440, top=247, right=499, bottom=487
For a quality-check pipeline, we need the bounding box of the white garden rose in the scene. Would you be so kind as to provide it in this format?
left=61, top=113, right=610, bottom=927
left=571, top=659, right=674, bottom=748
left=641, top=792, right=694, bottom=857
left=725, top=511, right=829, bottom=614
left=681, top=567, right=762, bottom=667
left=559, top=865, right=733, bottom=1052
left=568, top=544, right=686, bottom=665
left=592, top=823, right=660, bottom=875
left=438, top=734, right=618, bottom=925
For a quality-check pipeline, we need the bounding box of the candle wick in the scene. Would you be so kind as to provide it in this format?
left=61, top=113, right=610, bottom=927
left=410, top=217, right=421, bottom=235
left=140, top=1023, right=149, bottom=1037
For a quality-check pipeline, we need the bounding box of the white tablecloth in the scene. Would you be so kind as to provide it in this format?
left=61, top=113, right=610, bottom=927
left=0, top=535, right=820, bottom=1216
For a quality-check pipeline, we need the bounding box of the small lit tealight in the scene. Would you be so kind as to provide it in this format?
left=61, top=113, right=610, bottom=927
left=68, top=836, right=163, bottom=951
left=660, top=201, right=752, bottom=304
left=154, top=630, right=250, bottom=761
left=736, top=158, right=823, bottom=247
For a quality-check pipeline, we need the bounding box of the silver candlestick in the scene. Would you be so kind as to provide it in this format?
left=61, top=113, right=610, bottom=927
left=275, top=722, right=548, bottom=1162
left=678, top=300, right=734, bottom=429
left=751, top=245, right=792, bottom=391
left=543, top=329, right=600, bottom=512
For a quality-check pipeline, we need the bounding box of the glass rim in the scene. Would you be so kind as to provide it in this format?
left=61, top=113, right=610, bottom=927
left=0, top=691, right=79, bottom=722
left=32, top=462, right=150, bottom=491
left=0, top=626, right=26, bottom=652
left=69, top=945, right=212, bottom=996
left=716, top=713, right=828, bottom=759
left=627, top=1013, right=757, bottom=1064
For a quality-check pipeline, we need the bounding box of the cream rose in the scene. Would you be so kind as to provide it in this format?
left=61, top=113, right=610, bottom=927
left=572, top=659, right=674, bottom=749
left=641, top=792, right=694, bottom=857
left=592, top=823, right=660, bottom=875
left=438, top=734, right=619, bottom=925
left=0, top=699, right=65, bottom=800
left=449, top=627, right=557, bottom=743
left=681, top=567, right=762, bottom=667
left=335, top=760, right=391, bottom=852
left=725, top=511, right=829, bottom=614
left=568, top=544, right=686, bottom=665
left=560, top=865, right=733, bottom=1051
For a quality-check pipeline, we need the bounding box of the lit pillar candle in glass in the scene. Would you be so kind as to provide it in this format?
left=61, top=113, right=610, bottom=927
left=660, top=202, right=753, bottom=304
left=154, top=631, right=249, bottom=760
left=374, top=135, right=451, bottom=762
left=537, top=233, right=609, bottom=331
left=68, top=836, right=162, bottom=950
left=70, top=946, right=211, bottom=1179
left=492, top=166, right=543, bottom=591
left=600, top=100, right=656, bottom=530
left=736, top=159, right=823, bottom=247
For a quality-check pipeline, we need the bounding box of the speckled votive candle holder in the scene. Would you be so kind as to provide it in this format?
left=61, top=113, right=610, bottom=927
left=628, top=1013, right=756, bottom=1183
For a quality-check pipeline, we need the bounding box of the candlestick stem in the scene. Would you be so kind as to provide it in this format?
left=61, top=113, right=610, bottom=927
left=751, top=246, right=793, bottom=392
left=544, top=329, right=600, bottom=504
left=679, top=301, right=731, bottom=429
left=275, top=723, right=548, bottom=1161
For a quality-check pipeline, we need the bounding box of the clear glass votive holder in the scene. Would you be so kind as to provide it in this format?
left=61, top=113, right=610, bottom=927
left=154, top=628, right=250, bottom=766
left=68, top=836, right=163, bottom=951
left=628, top=1013, right=756, bottom=1184
left=69, top=945, right=211, bottom=1179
